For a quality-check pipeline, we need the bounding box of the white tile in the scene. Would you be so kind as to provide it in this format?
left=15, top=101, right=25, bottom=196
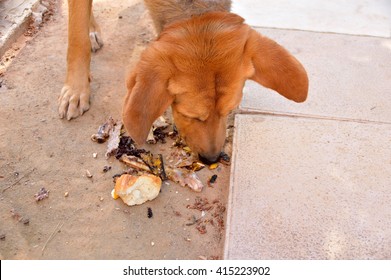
left=232, top=0, right=391, bottom=37
left=225, top=114, right=391, bottom=259
left=240, top=28, right=391, bottom=124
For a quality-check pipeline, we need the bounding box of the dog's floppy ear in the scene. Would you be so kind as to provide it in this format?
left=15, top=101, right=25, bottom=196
left=246, top=29, right=309, bottom=102
left=122, top=60, right=174, bottom=144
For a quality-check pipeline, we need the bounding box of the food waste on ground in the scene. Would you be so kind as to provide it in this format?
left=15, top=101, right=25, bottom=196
left=91, top=117, right=230, bottom=206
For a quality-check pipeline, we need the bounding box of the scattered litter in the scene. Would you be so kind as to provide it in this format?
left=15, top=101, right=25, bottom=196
left=186, top=197, right=226, bottom=237
left=111, top=189, right=119, bottom=199
left=112, top=174, right=161, bottom=206
left=187, top=197, right=213, bottom=211
left=151, top=241, right=155, bottom=246
left=146, top=129, right=156, bottom=144
left=153, top=116, right=169, bottom=129
left=147, top=116, right=171, bottom=144
left=219, top=152, right=231, bottom=165
left=115, top=136, right=146, bottom=159
left=209, top=163, right=219, bottom=170
left=167, top=167, right=204, bottom=192
left=91, top=117, right=116, bottom=143
left=105, top=120, right=123, bottom=158
left=168, top=147, right=204, bottom=171
left=92, top=153, right=98, bottom=158
left=120, top=155, right=151, bottom=172
left=64, top=192, right=69, bottom=197
left=147, top=207, right=153, bottom=218
left=210, top=175, right=218, bottom=184
left=152, top=127, right=169, bottom=144
left=34, top=187, right=49, bottom=201
left=103, top=165, right=111, bottom=173
left=90, top=116, right=231, bottom=239
left=196, top=224, right=207, bottom=234
left=208, top=174, right=218, bottom=187
left=140, top=152, right=167, bottom=180
left=85, top=170, right=93, bottom=179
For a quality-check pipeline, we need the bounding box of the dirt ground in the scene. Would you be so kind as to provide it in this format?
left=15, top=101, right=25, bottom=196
left=0, top=0, right=232, bottom=259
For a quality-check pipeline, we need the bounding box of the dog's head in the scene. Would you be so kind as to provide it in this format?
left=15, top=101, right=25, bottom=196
left=123, top=12, right=308, bottom=163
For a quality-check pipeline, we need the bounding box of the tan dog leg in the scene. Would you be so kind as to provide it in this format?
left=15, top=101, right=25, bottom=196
left=59, top=0, right=92, bottom=120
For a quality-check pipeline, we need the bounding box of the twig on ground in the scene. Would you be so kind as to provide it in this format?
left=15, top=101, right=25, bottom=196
left=41, top=221, right=64, bottom=255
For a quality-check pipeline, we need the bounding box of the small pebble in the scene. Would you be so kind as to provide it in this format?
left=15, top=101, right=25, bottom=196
left=85, top=170, right=93, bottom=178
left=151, top=241, right=155, bottom=246
left=64, top=192, right=69, bottom=197
left=92, top=153, right=98, bottom=158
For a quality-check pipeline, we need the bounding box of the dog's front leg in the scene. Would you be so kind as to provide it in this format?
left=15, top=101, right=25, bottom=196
left=59, top=0, right=93, bottom=120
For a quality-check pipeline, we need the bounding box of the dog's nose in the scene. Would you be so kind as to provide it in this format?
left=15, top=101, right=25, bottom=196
left=199, top=153, right=220, bottom=165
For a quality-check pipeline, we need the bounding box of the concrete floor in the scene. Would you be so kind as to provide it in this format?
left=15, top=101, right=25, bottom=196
left=226, top=0, right=391, bottom=259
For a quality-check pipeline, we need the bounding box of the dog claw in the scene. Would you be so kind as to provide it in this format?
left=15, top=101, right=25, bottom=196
left=59, top=85, right=90, bottom=120
left=90, top=31, right=104, bottom=52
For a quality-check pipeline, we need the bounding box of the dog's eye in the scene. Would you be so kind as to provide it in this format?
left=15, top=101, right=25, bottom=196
left=180, top=112, right=205, bottom=122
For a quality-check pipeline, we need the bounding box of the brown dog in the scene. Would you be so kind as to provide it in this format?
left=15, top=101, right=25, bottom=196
left=59, top=0, right=230, bottom=120
left=61, top=0, right=308, bottom=163
left=123, top=4, right=308, bottom=163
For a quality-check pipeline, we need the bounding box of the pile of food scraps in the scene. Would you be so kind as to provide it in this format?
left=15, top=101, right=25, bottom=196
left=91, top=117, right=230, bottom=207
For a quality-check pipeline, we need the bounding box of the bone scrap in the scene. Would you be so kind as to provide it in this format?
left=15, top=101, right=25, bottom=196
left=91, top=116, right=116, bottom=143
left=166, top=167, right=204, bottom=192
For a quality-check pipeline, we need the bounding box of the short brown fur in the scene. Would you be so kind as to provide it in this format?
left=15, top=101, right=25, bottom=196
left=62, top=0, right=308, bottom=161
left=123, top=11, right=308, bottom=161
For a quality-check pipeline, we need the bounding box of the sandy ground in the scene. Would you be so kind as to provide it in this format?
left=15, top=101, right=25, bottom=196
left=0, top=0, right=231, bottom=259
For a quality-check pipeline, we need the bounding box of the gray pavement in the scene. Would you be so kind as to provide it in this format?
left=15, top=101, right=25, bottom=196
left=226, top=0, right=391, bottom=259
left=0, top=0, right=41, bottom=57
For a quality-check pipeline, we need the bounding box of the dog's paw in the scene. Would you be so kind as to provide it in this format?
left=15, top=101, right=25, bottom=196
left=58, top=85, right=90, bottom=120
left=90, top=31, right=104, bottom=53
